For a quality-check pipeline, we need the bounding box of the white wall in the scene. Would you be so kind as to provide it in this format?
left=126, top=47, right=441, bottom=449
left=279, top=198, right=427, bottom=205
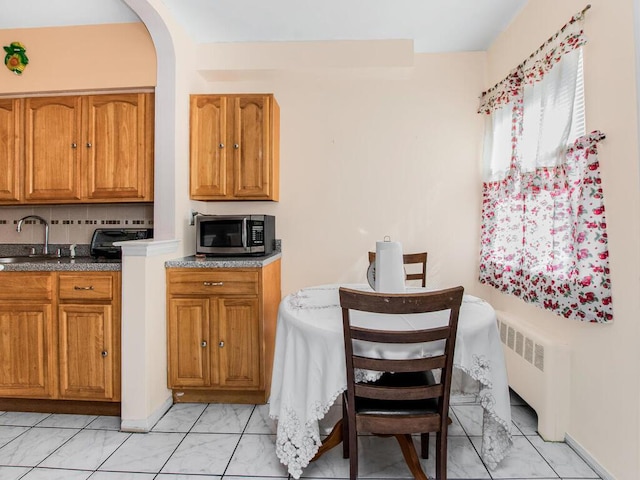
left=190, top=43, right=487, bottom=297
left=483, top=1, right=640, bottom=478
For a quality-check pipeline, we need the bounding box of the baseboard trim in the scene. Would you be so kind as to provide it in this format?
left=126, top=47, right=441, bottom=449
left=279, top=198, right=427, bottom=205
left=565, top=433, right=616, bottom=480
left=0, top=398, right=120, bottom=416
left=120, top=396, right=173, bottom=432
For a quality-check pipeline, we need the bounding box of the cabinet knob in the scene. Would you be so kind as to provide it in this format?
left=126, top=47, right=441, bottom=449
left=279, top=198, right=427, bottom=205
left=101, top=350, right=108, bottom=357
left=74, top=285, right=94, bottom=290
left=86, top=142, right=92, bottom=148
left=201, top=341, right=207, bottom=347
left=203, top=281, right=224, bottom=287
left=219, top=143, right=224, bottom=148
left=218, top=341, right=225, bottom=348
left=233, top=143, right=239, bottom=149
left=71, top=143, right=77, bottom=148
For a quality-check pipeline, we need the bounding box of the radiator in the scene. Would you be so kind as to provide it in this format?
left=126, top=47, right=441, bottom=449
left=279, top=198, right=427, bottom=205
left=496, top=310, right=570, bottom=441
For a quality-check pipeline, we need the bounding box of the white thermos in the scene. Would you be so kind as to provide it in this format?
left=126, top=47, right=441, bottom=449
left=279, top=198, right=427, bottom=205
left=374, top=238, right=405, bottom=293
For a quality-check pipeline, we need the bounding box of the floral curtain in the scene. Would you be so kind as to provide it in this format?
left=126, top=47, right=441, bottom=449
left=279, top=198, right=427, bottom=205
left=478, top=13, right=613, bottom=323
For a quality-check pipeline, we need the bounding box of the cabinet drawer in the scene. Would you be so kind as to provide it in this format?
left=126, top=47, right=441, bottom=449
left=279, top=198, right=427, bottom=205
left=168, top=270, right=259, bottom=295
left=0, top=272, right=52, bottom=300
left=59, top=274, right=114, bottom=301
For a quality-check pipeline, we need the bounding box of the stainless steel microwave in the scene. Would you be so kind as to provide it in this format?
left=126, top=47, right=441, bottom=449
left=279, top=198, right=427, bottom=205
left=196, top=214, right=275, bottom=256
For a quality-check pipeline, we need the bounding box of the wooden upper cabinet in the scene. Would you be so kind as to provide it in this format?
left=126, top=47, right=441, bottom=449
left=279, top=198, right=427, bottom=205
left=231, top=96, right=272, bottom=199
left=190, top=95, right=228, bottom=198
left=190, top=94, right=279, bottom=201
left=0, top=92, right=154, bottom=205
left=0, top=99, right=21, bottom=202
left=24, top=96, right=82, bottom=201
left=84, top=93, right=154, bottom=201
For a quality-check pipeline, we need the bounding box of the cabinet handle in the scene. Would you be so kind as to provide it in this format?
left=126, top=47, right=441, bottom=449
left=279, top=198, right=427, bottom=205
left=219, top=143, right=224, bottom=148
left=233, top=143, right=239, bottom=149
left=218, top=341, right=225, bottom=348
left=74, top=285, right=94, bottom=290
left=101, top=350, right=108, bottom=357
left=201, top=341, right=207, bottom=347
left=86, top=142, right=92, bottom=148
left=203, top=281, right=224, bottom=286
left=71, top=143, right=77, bottom=148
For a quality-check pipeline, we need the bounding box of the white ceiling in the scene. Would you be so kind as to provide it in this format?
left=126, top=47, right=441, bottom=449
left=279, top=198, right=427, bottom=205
left=0, top=0, right=527, bottom=53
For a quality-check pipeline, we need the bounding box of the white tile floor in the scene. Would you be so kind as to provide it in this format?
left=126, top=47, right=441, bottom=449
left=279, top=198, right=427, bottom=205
left=0, top=390, right=601, bottom=479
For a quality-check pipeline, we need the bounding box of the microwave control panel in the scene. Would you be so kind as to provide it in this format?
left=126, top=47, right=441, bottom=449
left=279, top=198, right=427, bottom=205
left=251, top=224, right=264, bottom=245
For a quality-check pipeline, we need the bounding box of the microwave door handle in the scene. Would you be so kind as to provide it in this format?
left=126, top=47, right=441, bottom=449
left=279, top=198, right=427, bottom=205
left=242, top=218, right=248, bottom=248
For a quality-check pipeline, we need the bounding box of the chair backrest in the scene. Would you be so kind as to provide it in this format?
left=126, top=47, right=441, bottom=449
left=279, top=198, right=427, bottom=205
left=339, top=286, right=464, bottom=422
left=368, top=251, right=428, bottom=287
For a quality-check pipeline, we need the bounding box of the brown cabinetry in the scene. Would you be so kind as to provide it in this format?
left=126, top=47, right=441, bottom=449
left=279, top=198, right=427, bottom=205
left=83, top=94, right=154, bottom=201
left=0, top=98, right=21, bottom=202
left=166, top=260, right=281, bottom=403
left=0, top=92, right=153, bottom=205
left=24, top=95, right=83, bottom=201
left=190, top=94, right=279, bottom=201
left=0, top=271, right=121, bottom=407
left=0, top=273, right=55, bottom=398
left=58, top=273, right=121, bottom=401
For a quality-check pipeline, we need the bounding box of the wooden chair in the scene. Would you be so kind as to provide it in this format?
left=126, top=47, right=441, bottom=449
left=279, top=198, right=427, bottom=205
left=368, top=251, right=428, bottom=287
left=339, top=286, right=464, bottom=480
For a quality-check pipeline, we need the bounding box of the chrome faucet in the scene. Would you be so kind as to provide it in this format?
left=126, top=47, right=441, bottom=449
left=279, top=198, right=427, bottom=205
left=16, top=215, right=50, bottom=255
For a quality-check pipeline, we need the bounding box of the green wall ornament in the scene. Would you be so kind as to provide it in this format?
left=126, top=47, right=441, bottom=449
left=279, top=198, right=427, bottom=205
left=4, top=42, right=29, bottom=75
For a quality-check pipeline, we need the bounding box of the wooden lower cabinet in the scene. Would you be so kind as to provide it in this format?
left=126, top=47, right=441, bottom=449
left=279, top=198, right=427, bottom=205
left=58, top=304, right=118, bottom=401
left=0, top=303, right=55, bottom=398
left=0, top=272, right=55, bottom=398
left=0, top=271, right=121, bottom=413
left=217, top=296, right=260, bottom=389
left=168, top=297, right=211, bottom=388
left=167, top=259, right=281, bottom=404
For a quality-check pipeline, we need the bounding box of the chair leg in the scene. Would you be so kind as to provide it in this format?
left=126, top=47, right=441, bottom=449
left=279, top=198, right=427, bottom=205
left=349, top=419, right=358, bottom=480
left=435, top=431, right=447, bottom=480
left=394, top=434, right=428, bottom=480
left=420, top=432, right=429, bottom=459
left=342, top=400, right=349, bottom=458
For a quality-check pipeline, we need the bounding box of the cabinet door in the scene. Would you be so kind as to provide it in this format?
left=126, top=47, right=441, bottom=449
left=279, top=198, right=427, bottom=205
left=58, top=304, right=119, bottom=401
left=84, top=93, right=154, bottom=201
left=0, top=304, right=56, bottom=398
left=24, top=96, right=82, bottom=201
left=168, top=297, right=215, bottom=387
left=0, top=98, right=21, bottom=202
left=230, top=95, right=273, bottom=199
left=216, top=296, right=261, bottom=389
left=190, top=95, right=228, bottom=198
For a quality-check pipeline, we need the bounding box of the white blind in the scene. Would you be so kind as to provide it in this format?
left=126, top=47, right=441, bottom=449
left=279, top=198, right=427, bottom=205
left=569, top=49, right=586, bottom=141
left=520, top=48, right=584, bottom=172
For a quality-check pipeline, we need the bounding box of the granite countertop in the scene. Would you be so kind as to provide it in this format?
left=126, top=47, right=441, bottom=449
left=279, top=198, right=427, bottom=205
left=0, top=256, right=121, bottom=272
left=0, top=244, right=121, bottom=272
left=165, top=251, right=282, bottom=269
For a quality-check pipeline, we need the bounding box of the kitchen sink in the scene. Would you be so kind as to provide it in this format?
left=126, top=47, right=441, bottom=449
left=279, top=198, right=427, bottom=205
left=0, top=254, right=63, bottom=264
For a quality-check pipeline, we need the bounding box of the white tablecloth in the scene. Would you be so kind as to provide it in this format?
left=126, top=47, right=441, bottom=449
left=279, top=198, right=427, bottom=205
left=269, top=284, right=512, bottom=479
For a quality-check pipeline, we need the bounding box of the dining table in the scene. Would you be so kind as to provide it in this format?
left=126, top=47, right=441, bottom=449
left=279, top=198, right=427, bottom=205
left=268, top=284, right=513, bottom=479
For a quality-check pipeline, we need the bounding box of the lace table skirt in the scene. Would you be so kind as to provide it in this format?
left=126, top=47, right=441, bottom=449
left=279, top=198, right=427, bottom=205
left=269, top=285, right=513, bottom=478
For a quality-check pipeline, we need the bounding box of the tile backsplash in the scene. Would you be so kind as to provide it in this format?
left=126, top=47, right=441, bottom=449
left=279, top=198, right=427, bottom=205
left=0, top=204, right=153, bottom=245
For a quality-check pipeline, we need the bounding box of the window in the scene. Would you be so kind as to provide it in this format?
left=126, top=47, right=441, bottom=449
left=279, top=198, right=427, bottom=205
left=478, top=16, right=612, bottom=323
